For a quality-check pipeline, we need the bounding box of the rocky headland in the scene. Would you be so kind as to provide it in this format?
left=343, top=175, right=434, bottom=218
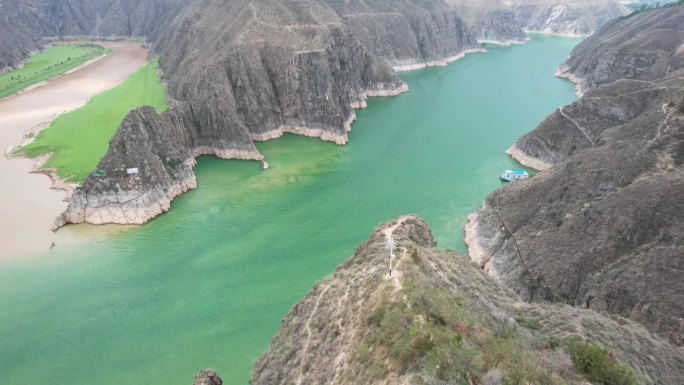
left=467, top=5, right=684, bottom=346
left=248, top=216, right=683, bottom=384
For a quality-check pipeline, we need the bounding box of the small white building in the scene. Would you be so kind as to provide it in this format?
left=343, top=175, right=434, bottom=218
left=126, top=167, right=139, bottom=175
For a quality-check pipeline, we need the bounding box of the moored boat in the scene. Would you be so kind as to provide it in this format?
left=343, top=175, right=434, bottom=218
left=500, top=169, right=529, bottom=182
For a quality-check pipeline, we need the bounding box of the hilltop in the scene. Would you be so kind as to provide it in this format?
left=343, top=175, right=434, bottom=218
left=249, top=216, right=683, bottom=384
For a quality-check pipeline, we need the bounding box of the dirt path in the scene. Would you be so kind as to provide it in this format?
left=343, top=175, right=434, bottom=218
left=0, top=41, right=147, bottom=259
left=296, top=283, right=332, bottom=385
left=382, top=217, right=409, bottom=291
left=559, top=106, right=595, bottom=147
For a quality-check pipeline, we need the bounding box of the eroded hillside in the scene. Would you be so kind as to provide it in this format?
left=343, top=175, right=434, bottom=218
left=251, top=216, right=683, bottom=384
left=468, top=5, right=684, bottom=345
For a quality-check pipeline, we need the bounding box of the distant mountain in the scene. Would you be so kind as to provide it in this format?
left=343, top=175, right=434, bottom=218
left=467, top=5, right=684, bottom=346
left=448, top=0, right=629, bottom=43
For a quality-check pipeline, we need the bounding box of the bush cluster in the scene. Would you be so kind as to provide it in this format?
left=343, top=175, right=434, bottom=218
left=566, top=341, right=637, bottom=385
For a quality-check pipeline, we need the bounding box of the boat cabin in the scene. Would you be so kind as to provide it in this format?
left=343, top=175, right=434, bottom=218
left=500, top=169, right=529, bottom=182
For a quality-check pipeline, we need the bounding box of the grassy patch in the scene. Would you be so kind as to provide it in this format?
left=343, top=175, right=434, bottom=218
left=18, top=58, right=168, bottom=183
left=515, top=315, right=542, bottom=330
left=565, top=341, right=637, bottom=385
left=0, top=43, right=109, bottom=99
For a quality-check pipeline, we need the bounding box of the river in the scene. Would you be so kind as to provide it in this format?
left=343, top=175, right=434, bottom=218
left=0, top=35, right=579, bottom=385
left=0, top=41, right=147, bottom=258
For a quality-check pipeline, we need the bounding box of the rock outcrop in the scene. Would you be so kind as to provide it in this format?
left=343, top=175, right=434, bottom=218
left=192, top=370, right=222, bottom=385
left=468, top=5, right=684, bottom=346
left=252, top=216, right=684, bottom=384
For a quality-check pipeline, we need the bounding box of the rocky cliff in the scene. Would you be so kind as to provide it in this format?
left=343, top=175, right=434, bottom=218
left=0, top=0, right=190, bottom=72
left=468, top=5, right=684, bottom=346
left=448, top=0, right=629, bottom=43
left=56, top=0, right=483, bottom=227
left=557, top=4, right=684, bottom=96
left=250, top=216, right=683, bottom=384
left=0, top=0, right=43, bottom=72
left=447, top=0, right=527, bottom=43
left=514, top=0, right=630, bottom=37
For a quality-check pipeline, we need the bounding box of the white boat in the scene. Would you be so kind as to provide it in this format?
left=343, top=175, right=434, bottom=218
left=500, top=169, right=529, bottom=182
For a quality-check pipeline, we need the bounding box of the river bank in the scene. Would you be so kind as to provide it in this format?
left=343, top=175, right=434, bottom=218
left=0, top=41, right=148, bottom=258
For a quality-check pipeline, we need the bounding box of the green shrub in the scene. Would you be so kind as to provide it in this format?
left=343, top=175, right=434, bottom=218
left=554, top=215, right=564, bottom=227
left=515, top=315, right=541, bottom=330
left=678, top=97, right=684, bottom=114
left=565, top=341, right=637, bottom=385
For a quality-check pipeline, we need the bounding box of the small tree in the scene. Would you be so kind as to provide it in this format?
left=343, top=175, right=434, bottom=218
left=679, top=97, right=684, bottom=114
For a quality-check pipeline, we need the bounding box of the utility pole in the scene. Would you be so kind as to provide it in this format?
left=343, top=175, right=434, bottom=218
left=387, top=235, right=396, bottom=277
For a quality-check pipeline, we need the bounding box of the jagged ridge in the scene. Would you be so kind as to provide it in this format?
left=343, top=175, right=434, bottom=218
left=252, top=216, right=683, bottom=384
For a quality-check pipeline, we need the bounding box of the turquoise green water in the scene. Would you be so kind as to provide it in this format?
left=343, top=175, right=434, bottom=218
left=0, top=36, right=579, bottom=385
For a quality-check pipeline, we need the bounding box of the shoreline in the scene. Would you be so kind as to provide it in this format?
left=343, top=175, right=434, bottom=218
left=505, top=144, right=553, bottom=171
left=56, top=147, right=264, bottom=228
left=0, top=41, right=149, bottom=258
left=555, top=65, right=585, bottom=98
left=392, top=48, right=486, bottom=72
left=55, top=42, right=537, bottom=230
left=464, top=210, right=501, bottom=279
left=0, top=43, right=112, bottom=103
left=523, top=29, right=589, bottom=38
left=478, top=38, right=527, bottom=46
left=57, top=82, right=411, bottom=228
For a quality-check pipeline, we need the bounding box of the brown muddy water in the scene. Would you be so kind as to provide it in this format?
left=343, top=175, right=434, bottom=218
left=0, top=41, right=147, bottom=258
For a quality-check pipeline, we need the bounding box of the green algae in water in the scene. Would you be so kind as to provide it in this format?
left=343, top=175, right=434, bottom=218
left=0, top=35, right=580, bottom=385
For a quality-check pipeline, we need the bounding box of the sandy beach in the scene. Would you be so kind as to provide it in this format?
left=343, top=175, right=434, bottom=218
left=0, top=41, right=147, bottom=259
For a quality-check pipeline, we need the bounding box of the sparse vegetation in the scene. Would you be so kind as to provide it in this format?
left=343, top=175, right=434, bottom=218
left=679, top=97, right=684, bottom=113
left=0, top=44, right=109, bottom=99
left=551, top=212, right=564, bottom=227
left=360, top=263, right=576, bottom=384
left=164, top=158, right=184, bottom=169
left=515, top=315, right=541, bottom=330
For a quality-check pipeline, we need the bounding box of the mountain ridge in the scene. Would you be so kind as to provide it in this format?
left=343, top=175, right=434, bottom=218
left=467, top=5, right=684, bottom=346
